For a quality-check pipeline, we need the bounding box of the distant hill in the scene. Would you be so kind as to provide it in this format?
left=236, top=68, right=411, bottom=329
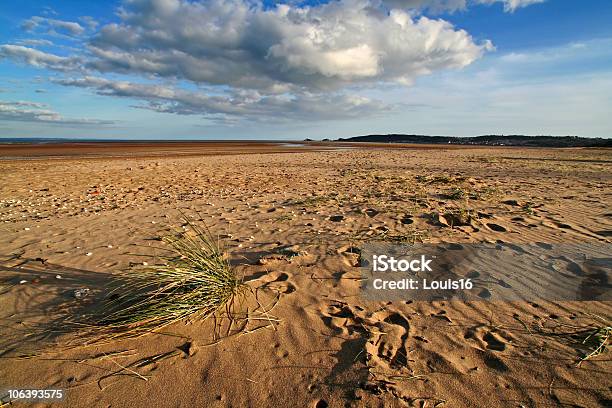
left=337, top=134, right=612, bottom=148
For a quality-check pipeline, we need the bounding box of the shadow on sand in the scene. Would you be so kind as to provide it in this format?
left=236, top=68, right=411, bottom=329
left=0, top=255, right=116, bottom=356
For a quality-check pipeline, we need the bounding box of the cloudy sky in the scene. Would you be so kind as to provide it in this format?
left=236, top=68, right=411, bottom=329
left=1, top=0, right=611, bottom=139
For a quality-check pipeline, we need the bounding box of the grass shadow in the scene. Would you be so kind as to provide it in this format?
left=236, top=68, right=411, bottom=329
left=0, top=257, right=115, bottom=356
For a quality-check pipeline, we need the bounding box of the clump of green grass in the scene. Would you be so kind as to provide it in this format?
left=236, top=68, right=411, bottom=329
left=576, top=324, right=610, bottom=365
left=79, top=218, right=247, bottom=343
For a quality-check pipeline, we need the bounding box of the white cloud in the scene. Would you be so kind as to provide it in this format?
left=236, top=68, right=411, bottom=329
left=0, top=100, right=115, bottom=125
left=21, top=16, right=85, bottom=36
left=54, top=76, right=394, bottom=121
left=87, top=0, right=491, bottom=91
left=15, top=39, right=54, bottom=47
left=0, top=45, right=82, bottom=71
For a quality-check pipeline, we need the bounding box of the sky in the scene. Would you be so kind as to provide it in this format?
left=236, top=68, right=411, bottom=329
left=1, top=0, right=611, bottom=140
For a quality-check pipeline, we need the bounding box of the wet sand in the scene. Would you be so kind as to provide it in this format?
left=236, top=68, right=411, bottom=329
left=0, top=141, right=336, bottom=159
left=0, top=140, right=488, bottom=160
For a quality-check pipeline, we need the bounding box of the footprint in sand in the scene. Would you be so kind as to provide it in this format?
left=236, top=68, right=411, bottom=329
left=366, top=311, right=411, bottom=370
left=465, top=325, right=512, bottom=352
left=254, top=271, right=296, bottom=294
left=319, top=302, right=364, bottom=336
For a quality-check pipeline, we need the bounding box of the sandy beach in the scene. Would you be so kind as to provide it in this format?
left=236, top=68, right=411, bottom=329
left=1, top=143, right=611, bottom=407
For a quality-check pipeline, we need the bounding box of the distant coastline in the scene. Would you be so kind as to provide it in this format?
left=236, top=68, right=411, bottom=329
left=1, top=135, right=611, bottom=148
left=334, top=134, right=612, bottom=147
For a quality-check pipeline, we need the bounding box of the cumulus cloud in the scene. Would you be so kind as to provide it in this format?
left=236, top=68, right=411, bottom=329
left=21, top=16, right=85, bottom=36
left=0, top=100, right=115, bottom=125
left=54, top=76, right=393, bottom=121
left=86, top=0, right=492, bottom=91
left=0, top=45, right=82, bottom=71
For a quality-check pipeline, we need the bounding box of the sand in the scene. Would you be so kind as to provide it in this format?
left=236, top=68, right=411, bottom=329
left=0, top=143, right=610, bottom=407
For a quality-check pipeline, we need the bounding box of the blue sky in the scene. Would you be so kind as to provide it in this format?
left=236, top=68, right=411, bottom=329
left=1, top=0, right=611, bottom=139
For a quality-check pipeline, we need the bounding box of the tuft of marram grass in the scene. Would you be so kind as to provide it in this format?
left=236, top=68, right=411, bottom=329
left=577, top=324, right=610, bottom=365
left=79, top=219, right=246, bottom=343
